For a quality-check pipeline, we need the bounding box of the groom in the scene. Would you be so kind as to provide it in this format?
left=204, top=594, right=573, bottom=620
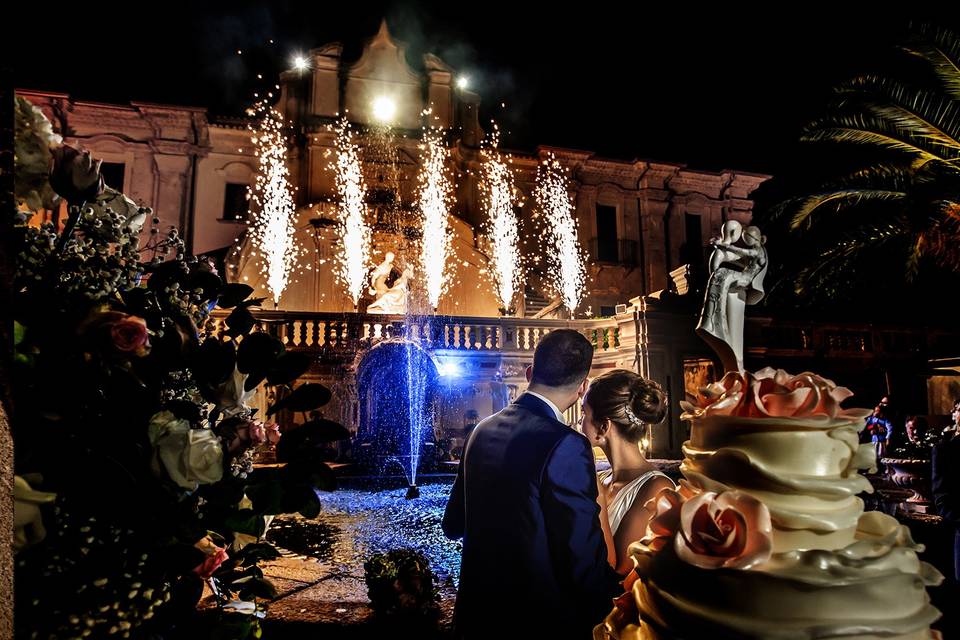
left=442, top=329, right=620, bottom=638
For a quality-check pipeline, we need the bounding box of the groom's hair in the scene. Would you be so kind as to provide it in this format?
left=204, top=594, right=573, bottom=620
left=530, top=329, right=594, bottom=389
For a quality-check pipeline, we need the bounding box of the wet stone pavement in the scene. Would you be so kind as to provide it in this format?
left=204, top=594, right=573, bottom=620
left=201, top=479, right=459, bottom=638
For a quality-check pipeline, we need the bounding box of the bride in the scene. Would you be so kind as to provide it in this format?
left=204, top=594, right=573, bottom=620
left=580, top=370, right=673, bottom=575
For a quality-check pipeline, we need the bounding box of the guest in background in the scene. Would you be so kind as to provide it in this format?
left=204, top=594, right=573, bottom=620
left=932, top=411, right=960, bottom=581
left=864, top=398, right=893, bottom=463
left=905, top=415, right=930, bottom=446
left=943, top=400, right=960, bottom=440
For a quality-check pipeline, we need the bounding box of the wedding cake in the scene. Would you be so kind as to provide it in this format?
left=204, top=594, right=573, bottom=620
left=594, top=368, right=943, bottom=640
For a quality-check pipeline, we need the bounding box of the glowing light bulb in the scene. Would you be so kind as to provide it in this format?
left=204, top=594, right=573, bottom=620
left=371, top=96, right=396, bottom=123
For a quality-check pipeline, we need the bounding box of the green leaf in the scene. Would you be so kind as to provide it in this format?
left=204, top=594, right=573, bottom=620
left=265, top=351, right=313, bottom=386
left=237, top=577, right=279, bottom=601
left=209, top=615, right=259, bottom=640
left=194, top=338, right=237, bottom=386
left=295, top=488, right=323, bottom=519
left=294, top=419, right=351, bottom=445
left=225, top=307, right=258, bottom=338
left=283, top=456, right=337, bottom=492
left=237, top=332, right=285, bottom=374
left=234, top=542, right=282, bottom=567
left=13, top=321, right=26, bottom=347
left=206, top=530, right=228, bottom=547
left=224, top=510, right=268, bottom=537
left=267, top=383, right=331, bottom=416
left=199, top=476, right=246, bottom=508
left=245, top=469, right=287, bottom=515
left=239, top=297, right=267, bottom=309
left=243, top=370, right=269, bottom=392
left=218, top=283, right=255, bottom=309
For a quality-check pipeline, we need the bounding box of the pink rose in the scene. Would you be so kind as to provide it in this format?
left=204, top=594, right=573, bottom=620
left=640, top=482, right=698, bottom=552
left=193, top=546, right=229, bottom=579
left=221, top=418, right=280, bottom=454
left=109, top=317, right=150, bottom=356
left=80, top=310, right=152, bottom=358
left=680, top=367, right=870, bottom=421
left=263, top=422, right=281, bottom=445
left=676, top=490, right=772, bottom=570
left=679, top=371, right=745, bottom=417
left=247, top=421, right=267, bottom=447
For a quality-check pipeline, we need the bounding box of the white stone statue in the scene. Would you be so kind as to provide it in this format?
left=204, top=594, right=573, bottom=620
left=367, top=263, right=414, bottom=314
left=696, top=223, right=767, bottom=373
left=709, top=220, right=743, bottom=272
left=368, top=251, right=395, bottom=298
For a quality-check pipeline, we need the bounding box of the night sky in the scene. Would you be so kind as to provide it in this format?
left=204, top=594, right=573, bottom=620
left=13, top=2, right=959, bottom=177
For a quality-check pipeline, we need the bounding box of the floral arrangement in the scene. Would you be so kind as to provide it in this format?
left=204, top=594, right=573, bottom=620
left=11, top=96, right=345, bottom=639
left=363, top=549, right=439, bottom=618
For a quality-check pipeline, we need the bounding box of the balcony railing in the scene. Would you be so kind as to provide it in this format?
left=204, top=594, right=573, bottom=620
left=207, top=310, right=621, bottom=355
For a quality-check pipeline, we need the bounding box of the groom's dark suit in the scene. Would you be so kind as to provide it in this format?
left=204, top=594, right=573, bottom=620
left=442, top=393, right=620, bottom=638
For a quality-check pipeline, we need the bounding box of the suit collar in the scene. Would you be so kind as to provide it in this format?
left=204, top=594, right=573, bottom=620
left=515, top=392, right=568, bottom=426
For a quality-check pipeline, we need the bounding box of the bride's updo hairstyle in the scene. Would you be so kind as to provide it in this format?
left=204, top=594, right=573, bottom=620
left=585, top=369, right=667, bottom=443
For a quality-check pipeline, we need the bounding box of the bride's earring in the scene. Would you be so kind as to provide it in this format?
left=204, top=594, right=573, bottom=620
left=595, top=423, right=608, bottom=446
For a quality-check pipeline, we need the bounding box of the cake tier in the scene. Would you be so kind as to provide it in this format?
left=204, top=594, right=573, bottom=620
left=596, top=512, right=942, bottom=640
left=683, top=415, right=876, bottom=551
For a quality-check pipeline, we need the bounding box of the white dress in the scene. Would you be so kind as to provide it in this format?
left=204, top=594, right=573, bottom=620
left=598, top=469, right=673, bottom=535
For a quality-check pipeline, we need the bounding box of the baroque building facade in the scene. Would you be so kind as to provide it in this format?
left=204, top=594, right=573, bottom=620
left=23, top=22, right=950, bottom=458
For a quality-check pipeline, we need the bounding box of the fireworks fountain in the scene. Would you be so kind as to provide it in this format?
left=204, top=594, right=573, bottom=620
left=534, top=153, right=586, bottom=314
left=248, top=105, right=300, bottom=306
left=479, top=125, right=522, bottom=314
left=417, top=124, right=455, bottom=310
left=332, top=118, right=371, bottom=307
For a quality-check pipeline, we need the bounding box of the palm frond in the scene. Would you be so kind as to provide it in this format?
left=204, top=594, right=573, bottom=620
left=906, top=234, right=926, bottom=279
left=789, top=189, right=906, bottom=230
left=802, top=125, right=943, bottom=163
left=777, top=25, right=960, bottom=303
left=902, top=24, right=960, bottom=101
left=795, top=219, right=913, bottom=294
left=835, top=76, right=960, bottom=155
left=822, top=163, right=914, bottom=192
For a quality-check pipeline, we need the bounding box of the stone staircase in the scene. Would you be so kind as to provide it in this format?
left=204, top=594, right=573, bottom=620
left=523, top=286, right=551, bottom=318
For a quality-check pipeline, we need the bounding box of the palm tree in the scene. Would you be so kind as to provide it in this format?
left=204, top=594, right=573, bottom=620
left=765, top=24, right=960, bottom=306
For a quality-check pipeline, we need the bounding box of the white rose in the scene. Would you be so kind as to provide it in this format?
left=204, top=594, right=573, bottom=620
left=13, top=475, right=56, bottom=552
left=148, top=411, right=224, bottom=491
left=214, top=365, right=256, bottom=418
left=92, top=187, right=147, bottom=234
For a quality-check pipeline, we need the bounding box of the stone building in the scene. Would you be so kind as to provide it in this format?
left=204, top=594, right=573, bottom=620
left=23, top=21, right=951, bottom=458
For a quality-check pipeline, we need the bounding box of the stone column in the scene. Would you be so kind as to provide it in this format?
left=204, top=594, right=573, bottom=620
left=666, top=199, right=686, bottom=274
left=457, top=90, right=482, bottom=149
left=638, top=197, right=669, bottom=293
left=151, top=152, right=192, bottom=249
left=309, top=44, right=341, bottom=118
left=424, top=54, right=453, bottom=128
